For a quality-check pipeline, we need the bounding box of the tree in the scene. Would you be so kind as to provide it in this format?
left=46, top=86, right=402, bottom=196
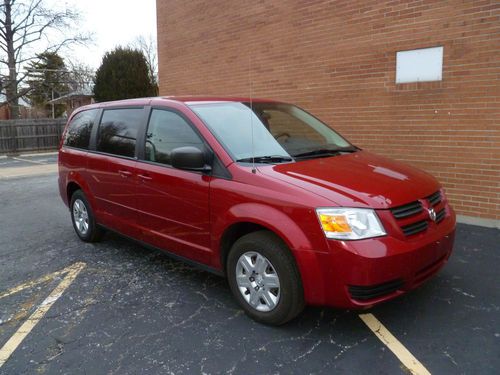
left=93, top=47, right=157, bottom=102
left=25, top=51, right=68, bottom=117
left=131, top=36, right=158, bottom=95
left=0, top=0, right=89, bottom=118
left=65, top=61, right=94, bottom=92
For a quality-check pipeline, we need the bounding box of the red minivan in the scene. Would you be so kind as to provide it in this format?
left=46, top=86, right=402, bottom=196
left=58, top=97, right=455, bottom=325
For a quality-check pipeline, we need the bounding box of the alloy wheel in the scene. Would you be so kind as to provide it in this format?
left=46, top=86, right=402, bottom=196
left=72, top=199, right=89, bottom=235
left=235, top=251, right=281, bottom=312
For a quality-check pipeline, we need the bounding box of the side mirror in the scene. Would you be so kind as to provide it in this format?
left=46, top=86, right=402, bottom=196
left=170, top=146, right=211, bottom=172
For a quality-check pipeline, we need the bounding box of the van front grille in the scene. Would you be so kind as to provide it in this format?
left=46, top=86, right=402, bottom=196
left=401, top=220, right=428, bottom=236
left=390, top=201, right=423, bottom=219
left=415, top=254, right=447, bottom=284
left=427, top=191, right=442, bottom=206
left=390, top=190, right=445, bottom=237
left=349, top=279, right=404, bottom=301
left=435, top=208, right=446, bottom=223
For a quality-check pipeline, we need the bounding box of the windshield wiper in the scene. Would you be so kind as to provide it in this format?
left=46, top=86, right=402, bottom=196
left=236, top=155, right=294, bottom=164
left=293, top=147, right=357, bottom=159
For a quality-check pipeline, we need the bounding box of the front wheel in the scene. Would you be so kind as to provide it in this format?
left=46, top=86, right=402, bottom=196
left=70, top=190, right=104, bottom=242
left=227, top=231, right=304, bottom=325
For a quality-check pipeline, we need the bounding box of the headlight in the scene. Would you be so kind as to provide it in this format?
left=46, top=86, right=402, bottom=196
left=316, top=208, right=386, bottom=240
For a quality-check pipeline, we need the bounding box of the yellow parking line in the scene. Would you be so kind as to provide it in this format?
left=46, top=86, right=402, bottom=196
left=0, top=267, right=71, bottom=300
left=359, top=313, right=431, bottom=375
left=0, top=262, right=86, bottom=368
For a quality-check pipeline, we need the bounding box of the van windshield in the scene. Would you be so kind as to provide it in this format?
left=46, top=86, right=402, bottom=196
left=190, top=102, right=355, bottom=163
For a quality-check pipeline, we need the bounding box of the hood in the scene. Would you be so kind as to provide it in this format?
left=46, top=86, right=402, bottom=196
left=259, top=150, right=440, bottom=209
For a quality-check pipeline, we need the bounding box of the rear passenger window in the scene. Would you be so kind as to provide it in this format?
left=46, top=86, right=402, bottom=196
left=63, top=109, right=98, bottom=149
left=145, top=109, right=204, bottom=165
left=97, top=108, right=143, bottom=158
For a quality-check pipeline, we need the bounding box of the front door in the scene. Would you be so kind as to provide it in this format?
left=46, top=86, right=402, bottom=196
left=136, top=108, right=212, bottom=264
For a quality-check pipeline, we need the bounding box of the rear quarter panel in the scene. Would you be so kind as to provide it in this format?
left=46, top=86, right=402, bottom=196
left=58, top=147, right=94, bottom=208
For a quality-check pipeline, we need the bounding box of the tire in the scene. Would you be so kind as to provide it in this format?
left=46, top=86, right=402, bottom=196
left=70, top=190, right=104, bottom=242
left=227, top=231, right=305, bottom=325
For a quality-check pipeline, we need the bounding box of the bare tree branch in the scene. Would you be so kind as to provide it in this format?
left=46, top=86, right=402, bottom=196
left=130, top=35, right=159, bottom=95
left=0, top=0, right=91, bottom=118
left=12, top=0, right=41, bottom=32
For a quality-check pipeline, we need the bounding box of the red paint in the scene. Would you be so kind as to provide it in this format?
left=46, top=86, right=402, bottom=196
left=59, top=97, right=456, bottom=309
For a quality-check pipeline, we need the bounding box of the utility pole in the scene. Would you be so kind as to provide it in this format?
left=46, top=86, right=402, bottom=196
left=51, top=88, right=55, bottom=119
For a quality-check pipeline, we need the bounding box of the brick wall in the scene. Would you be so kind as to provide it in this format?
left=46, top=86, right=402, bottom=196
left=157, top=0, right=500, bottom=220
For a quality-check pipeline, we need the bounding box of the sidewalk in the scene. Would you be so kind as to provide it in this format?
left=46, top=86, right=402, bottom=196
left=0, top=152, right=58, bottom=179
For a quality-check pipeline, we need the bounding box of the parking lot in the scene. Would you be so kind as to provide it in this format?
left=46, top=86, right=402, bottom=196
left=0, top=153, right=57, bottom=179
left=0, top=159, right=498, bottom=374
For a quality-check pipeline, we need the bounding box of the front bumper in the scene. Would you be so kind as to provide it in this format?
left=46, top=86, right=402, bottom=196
left=316, top=208, right=456, bottom=309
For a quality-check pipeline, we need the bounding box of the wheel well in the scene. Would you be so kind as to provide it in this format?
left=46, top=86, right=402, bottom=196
left=66, top=182, right=81, bottom=203
left=220, top=222, right=275, bottom=274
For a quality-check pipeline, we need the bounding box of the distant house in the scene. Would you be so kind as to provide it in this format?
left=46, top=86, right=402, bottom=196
left=0, top=94, right=32, bottom=120
left=0, top=94, right=7, bottom=120
left=48, top=88, right=94, bottom=117
left=0, top=102, right=8, bottom=120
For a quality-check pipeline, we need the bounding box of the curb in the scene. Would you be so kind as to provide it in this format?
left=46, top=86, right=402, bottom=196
left=18, top=151, right=58, bottom=157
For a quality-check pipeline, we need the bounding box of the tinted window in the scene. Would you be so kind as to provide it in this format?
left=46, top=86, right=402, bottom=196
left=189, top=102, right=289, bottom=160
left=145, top=109, right=204, bottom=165
left=97, top=108, right=143, bottom=158
left=63, top=109, right=98, bottom=149
left=190, top=102, right=352, bottom=160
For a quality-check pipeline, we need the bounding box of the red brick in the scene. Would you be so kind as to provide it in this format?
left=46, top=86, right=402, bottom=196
left=156, top=0, right=500, bottom=220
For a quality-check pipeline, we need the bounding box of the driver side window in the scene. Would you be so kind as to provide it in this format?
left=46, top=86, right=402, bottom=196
left=263, top=109, right=325, bottom=145
left=145, top=109, right=204, bottom=165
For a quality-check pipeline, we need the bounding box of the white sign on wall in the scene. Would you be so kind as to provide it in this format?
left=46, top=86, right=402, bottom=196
left=396, top=46, right=444, bottom=83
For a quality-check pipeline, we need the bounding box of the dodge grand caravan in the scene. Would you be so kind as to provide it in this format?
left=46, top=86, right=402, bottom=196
left=58, top=97, right=456, bottom=325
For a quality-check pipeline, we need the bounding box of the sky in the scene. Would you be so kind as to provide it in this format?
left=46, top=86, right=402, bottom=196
left=0, top=0, right=157, bottom=91
left=55, top=0, right=157, bottom=69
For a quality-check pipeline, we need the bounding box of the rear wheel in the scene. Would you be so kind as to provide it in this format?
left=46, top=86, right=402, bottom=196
left=227, top=231, right=304, bottom=325
left=70, top=190, right=104, bottom=242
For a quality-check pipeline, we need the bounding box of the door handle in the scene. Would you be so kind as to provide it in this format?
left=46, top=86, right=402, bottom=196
left=138, top=174, right=152, bottom=181
left=118, top=170, right=132, bottom=178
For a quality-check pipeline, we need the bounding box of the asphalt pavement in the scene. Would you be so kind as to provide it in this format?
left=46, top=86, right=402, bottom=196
left=0, top=167, right=498, bottom=374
